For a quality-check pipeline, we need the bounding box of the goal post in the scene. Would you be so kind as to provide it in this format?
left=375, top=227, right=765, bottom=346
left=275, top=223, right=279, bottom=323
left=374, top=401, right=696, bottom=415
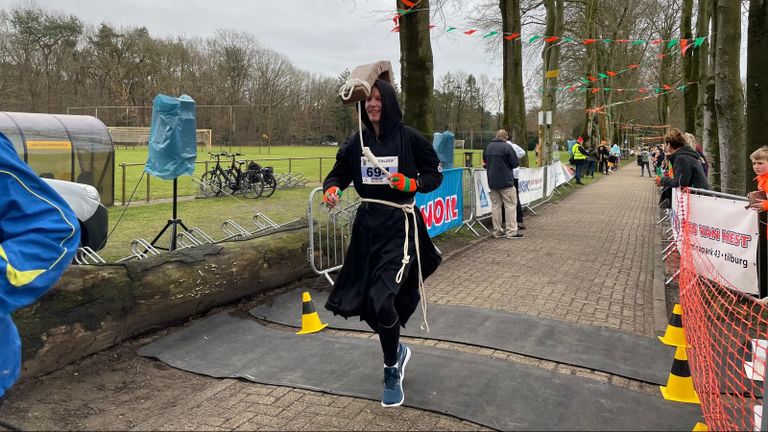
left=108, top=127, right=212, bottom=151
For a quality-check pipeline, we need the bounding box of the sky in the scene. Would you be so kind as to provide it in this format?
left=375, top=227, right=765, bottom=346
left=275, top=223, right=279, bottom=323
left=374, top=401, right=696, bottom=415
left=3, top=0, right=501, bottom=83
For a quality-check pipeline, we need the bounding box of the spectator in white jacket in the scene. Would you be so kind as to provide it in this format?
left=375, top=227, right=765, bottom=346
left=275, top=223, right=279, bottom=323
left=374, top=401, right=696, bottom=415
left=506, top=140, right=527, bottom=229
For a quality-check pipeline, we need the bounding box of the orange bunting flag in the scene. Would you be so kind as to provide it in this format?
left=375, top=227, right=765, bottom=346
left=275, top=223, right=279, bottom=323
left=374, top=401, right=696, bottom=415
left=464, top=29, right=477, bottom=36
left=663, top=84, right=672, bottom=90
left=400, top=0, right=416, bottom=7
left=651, top=39, right=663, bottom=45
left=615, top=39, right=630, bottom=43
left=583, top=39, right=597, bottom=45
left=607, top=71, right=617, bottom=77
left=429, top=24, right=436, bottom=29
left=592, top=88, right=600, bottom=94
left=391, top=25, right=400, bottom=33
left=656, top=53, right=665, bottom=59
left=639, top=88, right=648, bottom=93
left=544, top=36, right=559, bottom=43
left=504, top=33, right=521, bottom=40
left=628, top=64, right=640, bottom=69
left=587, top=75, right=598, bottom=82
left=680, top=39, right=694, bottom=56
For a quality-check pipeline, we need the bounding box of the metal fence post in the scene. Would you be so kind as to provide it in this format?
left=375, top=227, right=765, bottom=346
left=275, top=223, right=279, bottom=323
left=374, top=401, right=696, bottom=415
left=288, top=157, right=292, bottom=173
left=121, top=163, right=127, bottom=206
left=319, top=157, right=323, bottom=183
left=146, top=173, right=151, bottom=203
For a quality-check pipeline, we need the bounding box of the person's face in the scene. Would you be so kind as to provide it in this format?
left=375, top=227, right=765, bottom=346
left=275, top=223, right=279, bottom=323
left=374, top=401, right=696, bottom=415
left=752, top=158, right=768, bottom=176
left=365, top=86, right=382, bottom=124
left=664, top=142, right=673, bottom=154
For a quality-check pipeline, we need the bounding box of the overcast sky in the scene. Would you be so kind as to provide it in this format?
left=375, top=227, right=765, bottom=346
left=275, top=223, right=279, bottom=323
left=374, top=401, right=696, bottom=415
left=2, top=0, right=501, bottom=83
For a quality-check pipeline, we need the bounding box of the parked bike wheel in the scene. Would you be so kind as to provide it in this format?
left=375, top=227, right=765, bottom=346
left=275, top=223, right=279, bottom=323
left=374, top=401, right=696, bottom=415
left=262, top=170, right=277, bottom=197
left=199, top=171, right=221, bottom=197
left=246, top=171, right=264, bottom=199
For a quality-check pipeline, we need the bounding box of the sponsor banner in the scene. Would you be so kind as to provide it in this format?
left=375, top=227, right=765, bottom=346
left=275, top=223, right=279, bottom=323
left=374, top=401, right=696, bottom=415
left=517, top=167, right=545, bottom=205
left=559, top=161, right=573, bottom=182
left=545, top=161, right=570, bottom=196
left=472, top=169, right=492, bottom=218
left=685, top=192, right=759, bottom=295
left=416, top=168, right=463, bottom=237
left=26, top=140, right=72, bottom=151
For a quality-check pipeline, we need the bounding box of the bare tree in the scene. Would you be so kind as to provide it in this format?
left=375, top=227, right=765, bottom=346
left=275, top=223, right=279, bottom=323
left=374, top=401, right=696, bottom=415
left=501, top=0, right=528, bottom=164
left=714, top=0, right=746, bottom=194
left=398, top=0, right=434, bottom=137
left=746, top=0, right=768, bottom=192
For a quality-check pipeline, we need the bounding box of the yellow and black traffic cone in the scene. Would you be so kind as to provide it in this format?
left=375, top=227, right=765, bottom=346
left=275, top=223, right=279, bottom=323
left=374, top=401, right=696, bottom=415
left=296, top=291, right=328, bottom=335
left=659, top=304, right=688, bottom=347
left=692, top=422, right=708, bottom=431
left=660, top=345, right=701, bottom=404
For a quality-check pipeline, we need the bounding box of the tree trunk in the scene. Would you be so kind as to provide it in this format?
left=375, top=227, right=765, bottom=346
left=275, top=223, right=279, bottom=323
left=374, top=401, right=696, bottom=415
left=398, top=0, right=434, bottom=138
left=541, top=0, right=564, bottom=166
left=15, top=225, right=313, bottom=379
left=746, top=0, right=768, bottom=192
left=681, top=0, right=696, bottom=133
left=703, top=0, right=720, bottom=188
left=582, top=0, right=597, bottom=140
left=501, top=0, right=528, bottom=165
left=714, top=0, right=746, bottom=195
left=694, top=0, right=710, bottom=139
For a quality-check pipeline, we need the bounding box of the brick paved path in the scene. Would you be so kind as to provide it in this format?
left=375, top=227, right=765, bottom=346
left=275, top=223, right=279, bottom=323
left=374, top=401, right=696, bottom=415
left=0, top=166, right=665, bottom=431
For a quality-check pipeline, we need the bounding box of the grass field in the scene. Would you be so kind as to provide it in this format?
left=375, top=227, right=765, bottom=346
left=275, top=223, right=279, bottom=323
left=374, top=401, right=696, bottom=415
left=114, top=146, right=566, bottom=203
left=97, top=146, right=580, bottom=261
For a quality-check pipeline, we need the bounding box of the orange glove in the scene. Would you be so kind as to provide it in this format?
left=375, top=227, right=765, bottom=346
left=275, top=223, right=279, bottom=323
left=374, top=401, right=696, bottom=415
left=389, top=173, right=417, bottom=192
left=323, top=186, right=342, bottom=207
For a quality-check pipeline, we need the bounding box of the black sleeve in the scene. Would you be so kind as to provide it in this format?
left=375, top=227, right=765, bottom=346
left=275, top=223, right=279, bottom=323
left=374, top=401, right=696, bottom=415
left=661, top=157, right=692, bottom=188
left=322, top=134, right=355, bottom=192
left=409, top=128, right=443, bottom=193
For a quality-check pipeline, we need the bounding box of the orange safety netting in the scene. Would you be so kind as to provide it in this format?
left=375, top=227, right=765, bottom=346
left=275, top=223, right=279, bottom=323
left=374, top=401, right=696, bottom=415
left=675, top=188, right=766, bottom=431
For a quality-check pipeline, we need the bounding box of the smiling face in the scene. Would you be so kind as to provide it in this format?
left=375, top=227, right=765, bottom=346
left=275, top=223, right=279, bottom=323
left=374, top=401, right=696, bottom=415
left=752, top=158, right=768, bottom=176
left=365, top=86, right=382, bottom=126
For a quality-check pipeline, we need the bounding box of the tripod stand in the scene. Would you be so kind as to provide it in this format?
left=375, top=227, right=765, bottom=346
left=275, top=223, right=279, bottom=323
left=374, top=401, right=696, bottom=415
left=149, top=178, right=189, bottom=251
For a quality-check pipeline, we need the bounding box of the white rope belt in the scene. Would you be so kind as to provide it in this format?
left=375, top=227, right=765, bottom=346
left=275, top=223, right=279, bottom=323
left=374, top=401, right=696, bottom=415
left=359, top=197, right=429, bottom=332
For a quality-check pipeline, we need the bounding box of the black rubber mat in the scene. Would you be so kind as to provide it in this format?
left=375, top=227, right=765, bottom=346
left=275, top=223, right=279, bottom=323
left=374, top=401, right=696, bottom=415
left=139, top=312, right=701, bottom=431
left=250, top=288, right=674, bottom=385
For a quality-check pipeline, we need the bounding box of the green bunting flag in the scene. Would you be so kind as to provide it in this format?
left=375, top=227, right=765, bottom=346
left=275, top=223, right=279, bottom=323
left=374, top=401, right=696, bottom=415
left=693, top=37, right=706, bottom=48
left=483, top=31, right=498, bottom=39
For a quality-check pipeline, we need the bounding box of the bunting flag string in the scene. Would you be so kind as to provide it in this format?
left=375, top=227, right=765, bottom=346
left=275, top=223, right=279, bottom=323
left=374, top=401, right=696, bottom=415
left=544, top=81, right=696, bottom=95
left=585, top=88, right=679, bottom=114
left=617, top=123, right=672, bottom=129
left=389, top=19, right=708, bottom=56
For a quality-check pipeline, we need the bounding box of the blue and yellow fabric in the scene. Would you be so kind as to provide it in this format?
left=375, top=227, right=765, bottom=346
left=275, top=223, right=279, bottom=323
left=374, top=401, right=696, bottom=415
left=0, top=132, right=80, bottom=398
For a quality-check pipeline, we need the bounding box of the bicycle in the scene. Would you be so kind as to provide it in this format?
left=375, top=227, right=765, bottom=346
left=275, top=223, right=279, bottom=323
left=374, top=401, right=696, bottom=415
left=247, top=161, right=277, bottom=197
left=200, top=152, right=260, bottom=198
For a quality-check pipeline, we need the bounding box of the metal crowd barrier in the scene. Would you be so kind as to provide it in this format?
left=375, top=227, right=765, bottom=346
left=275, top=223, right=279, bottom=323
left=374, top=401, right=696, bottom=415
left=307, top=186, right=359, bottom=285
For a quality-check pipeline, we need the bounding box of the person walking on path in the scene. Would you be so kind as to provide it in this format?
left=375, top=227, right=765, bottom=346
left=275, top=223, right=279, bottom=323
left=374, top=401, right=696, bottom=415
left=587, top=145, right=598, bottom=178
left=639, top=147, right=651, bottom=177
left=655, top=128, right=710, bottom=192
left=484, top=129, right=523, bottom=239
left=598, top=143, right=610, bottom=174
left=1, top=133, right=80, bottom=400
left=506, top=139, right=527, bottom=229
left=570, top=136, right=589, bottom=184
left=322, top=78, right=443, bottom=408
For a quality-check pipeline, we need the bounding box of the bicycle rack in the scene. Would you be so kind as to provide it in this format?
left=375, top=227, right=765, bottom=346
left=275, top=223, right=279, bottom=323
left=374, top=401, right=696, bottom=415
left=74, top=247, right=106, bottom=265
left=252, top=213, right=280, bottom=234
left=115, top=238, right=162, bottom=262
left=275, top=172, right=309, bottom=189
left=221, top=220, right=252, bottom=241
left=176, top=231, right=204, bottom=249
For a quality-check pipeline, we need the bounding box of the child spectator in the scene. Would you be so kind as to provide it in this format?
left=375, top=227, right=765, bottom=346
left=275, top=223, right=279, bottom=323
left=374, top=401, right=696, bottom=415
left=748, top=146, right=768, bottom=212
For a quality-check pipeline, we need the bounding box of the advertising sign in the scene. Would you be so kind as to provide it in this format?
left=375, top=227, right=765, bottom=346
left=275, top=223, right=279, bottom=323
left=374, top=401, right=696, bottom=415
left=415, top=168, right=463, bottom=237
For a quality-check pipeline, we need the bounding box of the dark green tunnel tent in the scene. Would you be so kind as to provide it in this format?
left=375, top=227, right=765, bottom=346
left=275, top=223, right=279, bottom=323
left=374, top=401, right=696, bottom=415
left=0, top=112, right=115, bottom=206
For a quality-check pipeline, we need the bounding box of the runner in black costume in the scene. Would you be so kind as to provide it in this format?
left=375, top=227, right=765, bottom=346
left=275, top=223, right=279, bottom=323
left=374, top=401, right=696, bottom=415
left=322, top=79, right=442, bottom=407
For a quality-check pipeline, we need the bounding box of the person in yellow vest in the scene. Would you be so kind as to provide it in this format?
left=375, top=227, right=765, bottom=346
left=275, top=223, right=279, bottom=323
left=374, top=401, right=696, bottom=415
left=571, top=136, right=589, bottom=185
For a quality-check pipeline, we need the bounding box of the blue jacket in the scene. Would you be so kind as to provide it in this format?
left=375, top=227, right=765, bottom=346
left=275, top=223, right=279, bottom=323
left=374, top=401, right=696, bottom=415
left=1, top=133, right=80, bottom=398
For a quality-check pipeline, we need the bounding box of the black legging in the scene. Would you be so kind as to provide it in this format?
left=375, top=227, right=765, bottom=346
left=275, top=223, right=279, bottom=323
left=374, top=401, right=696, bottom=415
left=377, top=295, right=400, bottom=366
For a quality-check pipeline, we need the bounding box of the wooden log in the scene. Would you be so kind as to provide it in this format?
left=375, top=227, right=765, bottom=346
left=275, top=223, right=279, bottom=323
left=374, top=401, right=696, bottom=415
left=13, top=223, right=313, bottom=379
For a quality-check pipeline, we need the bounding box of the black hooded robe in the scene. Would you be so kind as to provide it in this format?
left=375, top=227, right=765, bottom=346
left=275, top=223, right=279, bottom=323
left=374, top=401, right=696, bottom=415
left=322, top=79, right=443, bottom=330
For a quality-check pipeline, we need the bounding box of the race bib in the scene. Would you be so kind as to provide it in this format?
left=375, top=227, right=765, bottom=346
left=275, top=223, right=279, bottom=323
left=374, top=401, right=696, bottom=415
left=361, top=156, right=398, bottom=185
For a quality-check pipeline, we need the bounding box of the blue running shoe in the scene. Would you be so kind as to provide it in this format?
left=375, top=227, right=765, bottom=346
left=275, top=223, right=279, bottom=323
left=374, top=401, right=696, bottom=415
left=381, top=366, right=404, bottom=407
left=397, top=343, right=411, bottom=380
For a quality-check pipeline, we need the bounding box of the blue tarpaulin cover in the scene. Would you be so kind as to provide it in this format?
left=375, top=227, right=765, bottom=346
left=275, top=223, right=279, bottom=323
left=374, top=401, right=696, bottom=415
left=432, top=130, right=455, bottom=169
left=144, top=94, right=197, bottom=180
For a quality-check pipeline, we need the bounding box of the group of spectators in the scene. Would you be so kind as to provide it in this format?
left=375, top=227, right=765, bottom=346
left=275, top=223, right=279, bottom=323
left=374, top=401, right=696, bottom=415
left=653, top=128, right=710, bottom=208
left=567, top=137, right=623, bottom=184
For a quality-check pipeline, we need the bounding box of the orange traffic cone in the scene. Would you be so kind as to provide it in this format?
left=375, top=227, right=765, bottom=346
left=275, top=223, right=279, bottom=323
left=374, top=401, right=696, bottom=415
left=659, top=304, right=688, bottom=347
left=296, top=291, right=328, bottom=335
left=660, top=345, right=700, bottom=404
